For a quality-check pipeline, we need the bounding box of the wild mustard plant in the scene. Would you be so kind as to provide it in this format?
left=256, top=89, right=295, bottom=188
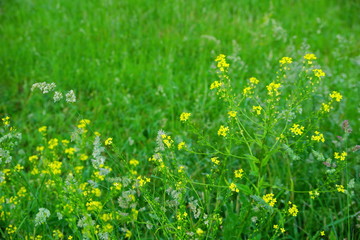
left=0, top=53, right=358, bottom=239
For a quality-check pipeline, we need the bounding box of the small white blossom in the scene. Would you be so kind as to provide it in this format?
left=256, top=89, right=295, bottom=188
left=65, top=90, right=76, bottom=103
left=31, top=82, right=56, bottom=93
left=35, top=208, right=51, bottom=226
left=53, top=91, right=63, bottom=102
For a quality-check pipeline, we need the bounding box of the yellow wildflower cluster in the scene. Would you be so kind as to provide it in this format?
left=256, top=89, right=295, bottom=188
left=228, top=111, right=237, bottom=118
left=77, top=119, right=90, bottom=129
left=6, top=225, right=17, bottom=235
left=177, top=142, right=185, bottom=150
left=336, top=184, right=345, bottom=193
left=215, top=54, right=230, bottom=72
left=242, top=77, right=260, bottom=97
left=229, top=183, right=239, bottom=192
left=86, top=200, right=103, bottom=212
left=2, top=116, right=10, bottom=125
left=196, top=228, right=205, bottom=235
left=262, top=193, right=277, bottom=207
left=80, top=154, right=88, bottom=161
left=329, top=91, right=343, bottom=102
left=266, top=82, right=281, bottom=96
left=161, top=134, right=173, bottom=148
left=218, top=125, right=229, bottom=137
left=252, top=106, right=262, bottom=115
left=129, top=159, right=139, bottom=166
left=304, top=53, right=317, bottom=64
left=313, top=69, right=326, bottom=78
left=311, top=131, right=325, bottom=142
left=309, top=190, right=320, bottom=199
left=273, top=225, right=286, bottom=233
left=334, top=151, right=347, bottom=161
left=48, top=138, right=59, bottom=149
left=290, top=124, right=305, bottom=136
left=279, top=57, right=292, bottom=65
left=38, top=126, right=47, bottom=133
left=180, top=112, right=191, bottom=122
left=210, top=80, right=223, bottom=90
left=105, top=138, right=113, bottom=146
left=48, top=161, right=62, bottom=175
left=136, top=176, right=151, bottom=187
left=148, top=154, right=165, bottom=169
left=288, top=201, right=299, bottom=216
left=53, top=229, right=64, bottom=239
left=211, top=157, right=220, bottom=165
left=234, top=169, right=244, bottom=178
left=65, top=147, right=76, bottom=155
left=321, top=103, right=331, bottom=113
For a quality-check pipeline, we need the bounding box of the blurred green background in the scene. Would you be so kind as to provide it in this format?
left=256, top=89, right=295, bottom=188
left=1, top=0, right=359, bottom=157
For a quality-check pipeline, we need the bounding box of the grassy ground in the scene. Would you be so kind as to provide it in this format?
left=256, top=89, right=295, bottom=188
left=1, top=0, right=359, bottom=239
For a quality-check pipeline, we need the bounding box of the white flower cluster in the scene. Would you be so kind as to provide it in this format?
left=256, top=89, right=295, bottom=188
left=91, top=136, right=106, bottom=169
left=31, top=82, right=76, bottom=103
left=35, top=208, right=51, bottom=226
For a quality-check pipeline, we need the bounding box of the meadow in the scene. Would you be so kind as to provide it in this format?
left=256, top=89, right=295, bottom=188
left=0, top=0, right=359, bottom=239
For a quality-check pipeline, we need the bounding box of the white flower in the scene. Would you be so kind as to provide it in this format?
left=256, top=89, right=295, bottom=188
left=35, top=208, right=51, bottom=226
left=53, top=91, right=63, bottom=102
left=65, top=90, right=76, bottom=103
left=31, top=82, right=56, bottom=93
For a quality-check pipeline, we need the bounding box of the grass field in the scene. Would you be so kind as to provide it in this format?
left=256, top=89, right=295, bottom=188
left=1, top=0, right=359, bottom=239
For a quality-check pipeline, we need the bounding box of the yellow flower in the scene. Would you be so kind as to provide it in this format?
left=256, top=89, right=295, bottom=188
left=309, top=190, right=320, bottom=199
left=36, top=146, right=44, bottom=152
left=161, top=134, right=174, bottom=148
left=266, top=82, right=281, bottom=96
left=38, top=126, right=47, bottom=133
left=229, top=183, right=239, bottom=192
left=215, top=54, right=230, bottom=72
left=320, top=231, right=325, bottom=236
left=2, top=116, right=10, bottom=126
left=103, top=223, right=113, bottom=233
left=77, top=119, right=90, bottom=129
left=336, top=184, right=345, bottom=193
left=61, top=139, right=70, bottom=146
left=65, top=147, right=76, bottom=155
left=48, top=161, right=62, bottom=175
left=211, top=157, right=220, bottom=165
left=177, top=142, right=186, bottom=150
left=196, top=228, right=205, bottom=235
left=218, top=125, right=229, bottom=137
left=311, top=131, right=325, bottom=142
left=129, top=159, right=139, bottom=166
left=86, top=200, right=102, bottom=212
left=228, top=111, right=237, bottom=118
left=304, top=53, right=317, bottom=60
left=14, top=164, right=24, bottom=172
left=249, top=77, right=259, bottom=84
left=180, top=112, right=191, bottom=122
left=111, top=182, right=122, bottom=191
left=6, top=225, right=17, bottom=235
left=290, top=124, right=305, bottom=136
left=313, top=69, right=326, bottom=78
left=262, top=193, right=277, bottom=207
left=178, top=166, right=185, bottom=173
left=80, top=154, right=88, bottom=161
left=105, top=138, right=113, bottom=146
left=280, top=228, right=285, bottom=233
left=321, top=103, right=331, bottom=112
left=125, top=230, right=132, bottom=239
left=334, top=151, right=347, bottom=161
left=329, top=91, right=342, bottom=102
left=252, top=106, right=262, bottom=115
left=234, top=169, right=244, bottom=178
left=29, top=155, right=39, bottom=162
left=210, top=80, right=223, bottom=90
left=279, top=57, right=293, bottom=65
left=288, top=202, right=299, bottom=216
left=48, top=138, right=59, bottom=149
left=273, top=225, right=279, bottom=229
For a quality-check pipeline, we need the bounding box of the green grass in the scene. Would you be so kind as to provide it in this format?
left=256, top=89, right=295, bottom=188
left=0, top=0, right=359, bottom=239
